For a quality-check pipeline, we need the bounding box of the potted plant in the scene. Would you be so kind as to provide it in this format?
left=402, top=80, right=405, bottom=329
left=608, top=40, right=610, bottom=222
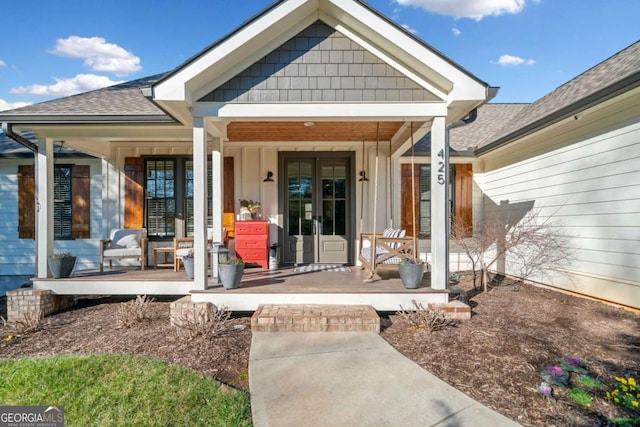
left=48, top=252, right=77, bottom=278
left=239, top=199, right=260, bottom=220
left=218, top=257, right=244, bottom=290
left=182, top=250, right=195, bottom=279
left=398, top=257, right=425, bottom=289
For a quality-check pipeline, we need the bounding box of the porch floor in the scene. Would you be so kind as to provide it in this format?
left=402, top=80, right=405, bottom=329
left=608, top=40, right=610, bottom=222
left=32, top=265, right=449, bottom=311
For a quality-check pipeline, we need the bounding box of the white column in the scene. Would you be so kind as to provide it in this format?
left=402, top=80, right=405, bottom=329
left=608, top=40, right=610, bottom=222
left=211, top=137, right=224, bottom=244
left=430, top=117, right=449, bottom=291
left=193, top=118, right=209, bottom=290
left=36, top=138, right=54, bottom=278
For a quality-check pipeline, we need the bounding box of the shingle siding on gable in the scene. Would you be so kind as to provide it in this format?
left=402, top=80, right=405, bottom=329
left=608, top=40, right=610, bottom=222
left=200, top=21, right=439, bottom=103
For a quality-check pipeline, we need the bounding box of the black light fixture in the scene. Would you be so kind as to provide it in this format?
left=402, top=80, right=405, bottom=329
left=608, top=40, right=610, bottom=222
left=358, top=170, right=369, bottom=181
left=263, top=171, right=274, bottom=182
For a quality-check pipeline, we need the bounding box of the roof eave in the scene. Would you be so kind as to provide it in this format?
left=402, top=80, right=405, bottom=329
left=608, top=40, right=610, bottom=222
left=0, top=115, right=177, bottom=125
left=475, top=70, right=640, bottom=156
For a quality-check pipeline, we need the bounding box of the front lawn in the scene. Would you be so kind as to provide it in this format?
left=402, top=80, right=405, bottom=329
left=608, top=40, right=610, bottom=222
left=0, top=354, right=252, bottom=426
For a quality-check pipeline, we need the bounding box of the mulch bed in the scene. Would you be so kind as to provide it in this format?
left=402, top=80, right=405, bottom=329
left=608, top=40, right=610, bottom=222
left=1, top=276, right=639, bottom=426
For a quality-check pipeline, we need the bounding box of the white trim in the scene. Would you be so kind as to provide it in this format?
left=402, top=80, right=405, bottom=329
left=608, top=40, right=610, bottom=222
left=430, top=117, right=448, bottom=290
left=193, top=118, right=208, bottom=290
left=194, top=102, right=448, bottom=121
left=36, top=138, right=54, bottom=278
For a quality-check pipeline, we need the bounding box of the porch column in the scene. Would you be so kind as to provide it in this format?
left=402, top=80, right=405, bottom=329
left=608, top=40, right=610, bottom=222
left=430, top=117, right=449, bottom=291
left=210, top=137, right=224, bottom=244
left=36, top=138, right=54, bottom=279
left=193, top=117, right=208, bottom=290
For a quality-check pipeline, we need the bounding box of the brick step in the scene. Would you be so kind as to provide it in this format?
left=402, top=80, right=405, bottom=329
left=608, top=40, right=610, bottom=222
left=251, top=304, right=380, bottom=332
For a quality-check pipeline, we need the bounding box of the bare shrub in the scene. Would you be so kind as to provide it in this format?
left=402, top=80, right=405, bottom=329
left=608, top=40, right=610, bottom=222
left=397, top=301, right=456, bottom=333
left=116, top=295, right=154, bottom=329
left=452, top=207, right=574, bottom=291
left=2, top=309, right=43, bottom=336
left=173, top=304, right=231, bottom=340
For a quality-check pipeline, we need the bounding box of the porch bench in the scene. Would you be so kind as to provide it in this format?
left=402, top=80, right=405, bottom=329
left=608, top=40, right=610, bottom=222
left=358, top=228, right=418, bottom=271
left=100, top=228, right=148, bottom=272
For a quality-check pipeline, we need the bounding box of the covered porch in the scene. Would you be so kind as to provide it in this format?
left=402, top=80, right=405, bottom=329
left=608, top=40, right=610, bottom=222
left=31, top=265, right=449, bottom=311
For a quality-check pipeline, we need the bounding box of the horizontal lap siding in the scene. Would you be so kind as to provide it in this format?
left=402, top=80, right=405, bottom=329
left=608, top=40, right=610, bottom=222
left=0, top=160, right=103, bottom=279
left=479, top=120, right=640, bottom=308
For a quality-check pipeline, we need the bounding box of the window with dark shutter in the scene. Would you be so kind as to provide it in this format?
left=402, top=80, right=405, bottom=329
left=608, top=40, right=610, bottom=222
left=17, top=165, right=36, bottom=239
left=53, top=165, right=73, bottom=239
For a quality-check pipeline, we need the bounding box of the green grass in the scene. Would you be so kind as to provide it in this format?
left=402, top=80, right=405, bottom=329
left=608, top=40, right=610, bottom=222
left=0, top=354, right=252, bottom=426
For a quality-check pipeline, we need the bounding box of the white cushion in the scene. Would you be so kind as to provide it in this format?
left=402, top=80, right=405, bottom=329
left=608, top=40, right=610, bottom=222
left=103, top=248, right=141, bottom=257
left=110, top=229, right=143, bottom=249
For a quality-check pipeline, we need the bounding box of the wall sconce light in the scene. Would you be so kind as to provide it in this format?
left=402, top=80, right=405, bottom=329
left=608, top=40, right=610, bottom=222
left=358, top=170, right=369, bottom=181
left=263, top=171, right=274, bottom=182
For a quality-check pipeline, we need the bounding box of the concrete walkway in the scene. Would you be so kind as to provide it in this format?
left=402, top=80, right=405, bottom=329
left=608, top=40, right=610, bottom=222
left=249, top=332, right=520, bottom=427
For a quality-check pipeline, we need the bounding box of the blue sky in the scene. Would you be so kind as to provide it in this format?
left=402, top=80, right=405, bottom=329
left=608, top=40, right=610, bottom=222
left=1, top=0, right=639, bottom=111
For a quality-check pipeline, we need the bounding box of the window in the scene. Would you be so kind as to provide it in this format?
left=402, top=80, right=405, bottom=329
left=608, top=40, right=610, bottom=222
left=53, top=166, right=73, bottom=239
left=145, top=159, right=176, bottom=238
left=184, top=160, right=213, bottom=236
left=18, top=164, right=90, bottom=240
left=418, top=165, right=455, bottom=238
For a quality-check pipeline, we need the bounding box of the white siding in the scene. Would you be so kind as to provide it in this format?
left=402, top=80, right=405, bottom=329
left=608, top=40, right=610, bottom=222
left=478, top=118, right=640, bottom=309
left=0, top=159, right=104, bottom=294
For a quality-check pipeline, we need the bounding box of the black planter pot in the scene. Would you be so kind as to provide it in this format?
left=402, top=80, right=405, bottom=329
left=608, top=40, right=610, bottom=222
left=48, top=256, right=77, bottom=279
left=398, top=263, right=424, bottom=289
left=219, top=263, right=244, bottom=289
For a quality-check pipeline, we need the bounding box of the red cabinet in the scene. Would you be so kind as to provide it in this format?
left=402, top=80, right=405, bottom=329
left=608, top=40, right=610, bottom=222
left=234, top=220, right=269, bottom=269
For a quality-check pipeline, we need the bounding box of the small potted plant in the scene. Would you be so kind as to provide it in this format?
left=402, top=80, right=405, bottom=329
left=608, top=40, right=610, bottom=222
left=182, top=250, right=195, bottom=279
left=48, top=252, right=77, bottom=278
left=398, top=256, right=425, bottom=289
left=239, top=199, right=260, bottom=220
left=219, top=257, right=244, bottom=290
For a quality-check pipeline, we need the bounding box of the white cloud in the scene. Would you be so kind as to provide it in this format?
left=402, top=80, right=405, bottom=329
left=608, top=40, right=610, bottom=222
left=0, top=60, right=6, bottom=67
left=10, top=74, right=123, bottom=97
left=394, top=0, right=528, bottom=20
left=452, top=27, right=461, bottom=36
left=492, top=54, right=535, bottom=66
left=401, top=23, right=418, bottom=34
left=51, top=36, right=141, bottom=77
left=0, top=99, right=32, bottom=112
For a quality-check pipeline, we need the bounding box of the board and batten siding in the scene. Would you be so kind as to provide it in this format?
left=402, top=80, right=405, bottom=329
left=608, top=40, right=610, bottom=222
left=0, top=159, right=103, bottom=294
left=477, top=120, right=640, bottom=309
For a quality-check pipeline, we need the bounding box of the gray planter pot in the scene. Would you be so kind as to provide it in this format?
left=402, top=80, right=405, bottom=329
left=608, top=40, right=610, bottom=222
left=398, top=263, right=424, bottom=289
left=219, top=263, right=244, bottom=290
left=48, top=256, right=77, bottom=279
left=182, top=257, right=195, bottom=279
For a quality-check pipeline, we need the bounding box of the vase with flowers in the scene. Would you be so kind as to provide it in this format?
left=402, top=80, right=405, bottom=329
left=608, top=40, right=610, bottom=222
left=239, top=199, right=261, bottom=219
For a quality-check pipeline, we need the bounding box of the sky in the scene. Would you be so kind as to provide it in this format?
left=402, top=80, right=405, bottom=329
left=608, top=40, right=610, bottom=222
left=1, top=0, right=639, bottom=112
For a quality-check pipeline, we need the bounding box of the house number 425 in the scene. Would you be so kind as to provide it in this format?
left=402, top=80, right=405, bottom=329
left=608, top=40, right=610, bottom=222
left=437, top=149, right=446, bottom=185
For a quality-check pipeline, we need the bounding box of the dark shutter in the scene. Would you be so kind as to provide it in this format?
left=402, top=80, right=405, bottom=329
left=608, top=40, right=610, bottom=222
left=400, top=164, right=420, bottom=237
left=454, top=164, right=473, bottom=236
left=223, top=157, right=235, bottom=238
left=124, top=157, right=145, bottom=229
left=71, top=165, right=91, bottom=239
left=17, top=165, right=35, bottom=239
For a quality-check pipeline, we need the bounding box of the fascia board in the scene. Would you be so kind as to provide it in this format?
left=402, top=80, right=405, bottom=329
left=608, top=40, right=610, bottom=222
left=193, top=102, right=447, bottom=121
left=153, top=0, right=317, bottom=103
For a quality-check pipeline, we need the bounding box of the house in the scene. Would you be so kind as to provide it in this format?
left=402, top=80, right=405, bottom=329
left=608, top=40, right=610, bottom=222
left=1, top=0, right=638, bottom=311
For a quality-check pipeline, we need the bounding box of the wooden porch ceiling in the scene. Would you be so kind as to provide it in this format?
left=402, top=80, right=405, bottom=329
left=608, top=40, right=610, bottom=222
left=226, top=121, right=404, bottom=142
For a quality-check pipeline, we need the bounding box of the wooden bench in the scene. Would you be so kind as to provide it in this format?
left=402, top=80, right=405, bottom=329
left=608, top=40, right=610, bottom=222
left=358, top=229, right=418, bottom=272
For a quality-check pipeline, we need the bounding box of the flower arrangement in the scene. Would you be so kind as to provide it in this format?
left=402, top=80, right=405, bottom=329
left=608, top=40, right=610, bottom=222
left=49, top=252, right=74, bottom=259
left=399, top=255, right=424, bottom=264
left=239, top=199, right=260, bottom=213
left=220, top=257, right=244, bottom=265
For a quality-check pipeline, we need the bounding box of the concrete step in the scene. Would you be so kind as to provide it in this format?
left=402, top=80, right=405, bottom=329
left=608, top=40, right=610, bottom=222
left=251, top=304, right=380, bottom=332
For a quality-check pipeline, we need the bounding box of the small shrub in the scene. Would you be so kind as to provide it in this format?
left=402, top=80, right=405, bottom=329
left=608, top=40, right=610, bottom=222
left=607, top=377, right=640, bottom=413
left=116, top=295, right=154, bottom=329
left=2, top=309, right=43, bottom=336
left=567, top=388, right=593, bottom=408
left=576, top=374, right=602, bottom=389
left=397, top=301, right=456, bottom=333
left=541, top=365, right=569, bottom=388
left=173, top=304, right=231, bottom=340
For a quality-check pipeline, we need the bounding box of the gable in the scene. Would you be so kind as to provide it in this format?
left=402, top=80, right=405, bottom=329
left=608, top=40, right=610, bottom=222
left=199, top=21, right=439, bottom=104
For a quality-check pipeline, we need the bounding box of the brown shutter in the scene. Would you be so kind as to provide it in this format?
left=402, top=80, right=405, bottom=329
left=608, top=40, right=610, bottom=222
left=17, top=165, right=36, bottom=239
left=71, top=165, right=91, bottom=239
left=454, top=164, right=473, bottom=236
left=124, top=157, right=145, bottom=229
left=401, top=164, right=420, bottom=237
left=223, top=157, right=235, bottom=238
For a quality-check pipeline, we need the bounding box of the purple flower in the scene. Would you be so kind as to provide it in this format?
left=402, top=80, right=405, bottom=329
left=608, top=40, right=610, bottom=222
left=537, top=382, right=553, bottom=397
left=563, top=355, right=585, bottom=368
left=546, top=366, right=564, bottom=377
